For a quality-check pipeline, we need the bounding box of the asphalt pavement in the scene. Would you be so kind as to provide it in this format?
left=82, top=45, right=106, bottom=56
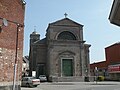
left=21, top=81, right=120, bottom=90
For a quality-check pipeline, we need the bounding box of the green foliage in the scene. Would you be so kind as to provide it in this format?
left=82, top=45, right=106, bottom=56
left=97, top=76, right=104, bottom=81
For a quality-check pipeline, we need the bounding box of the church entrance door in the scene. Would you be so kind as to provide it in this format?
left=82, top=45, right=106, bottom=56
left=62, top=59, right=73, bottom=76
left=36, top=64, right=45, bottom=78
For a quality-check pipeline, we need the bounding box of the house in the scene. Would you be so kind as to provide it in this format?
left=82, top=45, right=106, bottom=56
left=0, top=0, right=25, bottom=89
left=22, top=56, right=29, bottom=77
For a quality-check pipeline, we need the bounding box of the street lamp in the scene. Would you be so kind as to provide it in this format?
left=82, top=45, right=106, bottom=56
left=0, top=17, right=24, bottom=90
left=95, top=67, right=98, bottom=84
left=0, top=18, right=8, bottom=32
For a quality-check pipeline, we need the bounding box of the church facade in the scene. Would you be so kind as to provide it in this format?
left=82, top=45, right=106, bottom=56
left=29, top=17, right=91, bottom=82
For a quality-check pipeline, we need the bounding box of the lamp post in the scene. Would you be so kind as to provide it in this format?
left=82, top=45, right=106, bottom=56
left=13, top=23, right=23, bottom=90
left=0, top=17, right=24, bottom=90
left=95, top=67, right=98, bottom=84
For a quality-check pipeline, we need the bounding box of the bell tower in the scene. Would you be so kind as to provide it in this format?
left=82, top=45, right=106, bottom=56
left=30, top=30, right=40, bottom=45
left=29, top=30, right=40, bottom=76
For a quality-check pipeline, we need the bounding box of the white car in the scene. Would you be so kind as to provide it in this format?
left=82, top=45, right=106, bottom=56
left=39, top=75, right=47, bottom=82
left=21, top=77, right=40, bottom=87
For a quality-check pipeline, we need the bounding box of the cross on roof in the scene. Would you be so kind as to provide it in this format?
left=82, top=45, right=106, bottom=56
left=64, top=13, right=68, bottom=18
left=34, top=26, right=36, bottom=31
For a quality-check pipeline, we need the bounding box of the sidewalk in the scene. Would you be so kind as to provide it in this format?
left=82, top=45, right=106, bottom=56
left=21, top=81, right=120, bottom=90
left=48, top=81, right=120, bottom=85
left=0, top=81, right=21, bottom=90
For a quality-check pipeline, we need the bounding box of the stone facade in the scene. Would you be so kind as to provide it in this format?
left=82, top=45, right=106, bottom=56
left=29, top=18, right=91, bottom=82
left=0, top=0, right=25, bottom=89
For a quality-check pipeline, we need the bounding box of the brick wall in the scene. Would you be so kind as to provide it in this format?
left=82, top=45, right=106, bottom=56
left=0, top=0, right=25, bottom=85
left=105, top=43, right=120, bottom=64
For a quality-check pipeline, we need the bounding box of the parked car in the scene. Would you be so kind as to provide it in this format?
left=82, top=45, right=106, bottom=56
left=39, top=75, right=47, bottom=82
left=21, top=77, right=40, bottom=88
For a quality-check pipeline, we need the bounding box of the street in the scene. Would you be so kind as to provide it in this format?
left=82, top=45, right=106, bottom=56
left=21, top=81, right=120, bottom=90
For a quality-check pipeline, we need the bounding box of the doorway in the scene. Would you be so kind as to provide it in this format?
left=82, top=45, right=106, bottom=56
left=62, top=59, right=73, bottom=76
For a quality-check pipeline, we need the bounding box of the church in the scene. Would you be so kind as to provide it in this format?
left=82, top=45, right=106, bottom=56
left=29, top=16, right=91, bottom=82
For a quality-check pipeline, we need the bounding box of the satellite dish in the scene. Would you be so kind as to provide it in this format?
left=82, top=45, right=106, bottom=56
left=2, top=18, right=8, bottom=26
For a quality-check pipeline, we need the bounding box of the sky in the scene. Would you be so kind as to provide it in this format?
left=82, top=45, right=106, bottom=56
left=23, top=0, right=120, bottom=63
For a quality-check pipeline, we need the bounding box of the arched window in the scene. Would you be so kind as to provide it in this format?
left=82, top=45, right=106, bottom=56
left=57, top=31, right=76, bottom=40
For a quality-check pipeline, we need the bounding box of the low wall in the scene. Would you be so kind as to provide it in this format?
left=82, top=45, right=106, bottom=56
left=0, top=82, right=21, bottom=90
left=49, top=76, right=84, bottom=82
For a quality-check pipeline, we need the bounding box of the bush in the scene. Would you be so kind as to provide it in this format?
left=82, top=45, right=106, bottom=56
left=97, top=76, right=104, bottom=81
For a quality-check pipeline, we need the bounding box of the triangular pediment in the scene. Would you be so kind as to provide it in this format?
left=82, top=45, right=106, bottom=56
left=49, top=18, right=83, bottom=27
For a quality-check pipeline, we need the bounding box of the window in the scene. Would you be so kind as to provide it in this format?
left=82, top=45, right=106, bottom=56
left=57, top=31, right=76, bottom=40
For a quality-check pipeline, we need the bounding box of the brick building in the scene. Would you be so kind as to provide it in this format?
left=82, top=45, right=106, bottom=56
left=90, top=43, right=120, bottom=80
left=106, top=43, right=120, bottom=80
left=90, top=61, right=108, bottom=77
left=0, top=0, right=25, bottom=89
left=90, top=0, right=120, bottom=81
left=108, top=0, right=120, bottom=80
left=29, top=17, right=91, bottom=82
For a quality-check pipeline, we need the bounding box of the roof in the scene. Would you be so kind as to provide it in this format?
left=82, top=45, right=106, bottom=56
left=31, top=30, right=39, bottom=35
left=105, top=42, right=120, bottom=49
left=109, top=0, right=120, bottom=26
left=34, top=38, right=46, bottom=44
left=90, top=61, right=108, bottom=69
left=49, top=18, right=83, bottom=27
left=23, top=56, right=29, bottom=63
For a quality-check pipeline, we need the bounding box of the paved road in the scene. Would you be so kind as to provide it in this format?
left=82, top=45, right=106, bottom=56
left=21, top=81, right=120, bottom=90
